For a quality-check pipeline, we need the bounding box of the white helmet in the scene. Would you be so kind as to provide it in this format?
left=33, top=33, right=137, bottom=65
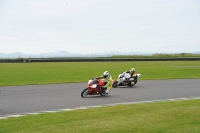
left=103, top=71, right=110, bottom=78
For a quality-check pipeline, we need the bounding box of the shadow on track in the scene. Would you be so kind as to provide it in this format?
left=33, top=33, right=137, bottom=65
left=80, top=94, right=116, bottom=98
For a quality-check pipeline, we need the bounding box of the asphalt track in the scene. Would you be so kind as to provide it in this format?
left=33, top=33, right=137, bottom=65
left=0, top=79, right=200, bottom=117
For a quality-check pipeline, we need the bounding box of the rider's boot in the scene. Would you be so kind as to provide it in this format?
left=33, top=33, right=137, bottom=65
left=117, top=78, right=123, bottom=85
left=106, top=89, right=110, bottom=94
left=117, top=81, right=121, bottom=85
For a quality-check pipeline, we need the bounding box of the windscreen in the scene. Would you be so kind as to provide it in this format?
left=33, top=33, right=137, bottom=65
left=91, top=78, right=98, bottom=84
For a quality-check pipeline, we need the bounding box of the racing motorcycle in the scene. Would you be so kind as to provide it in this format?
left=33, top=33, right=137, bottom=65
left=112, top=73, right=141, bottom=88
left=81, top=78, right=107, bottom=97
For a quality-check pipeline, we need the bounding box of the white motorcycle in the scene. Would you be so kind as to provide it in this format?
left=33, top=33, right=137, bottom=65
left=112, top=73, right=141, bottom=88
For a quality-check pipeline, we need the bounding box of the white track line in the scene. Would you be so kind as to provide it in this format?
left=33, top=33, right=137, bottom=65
left=0, top=97, right=200, bottom=120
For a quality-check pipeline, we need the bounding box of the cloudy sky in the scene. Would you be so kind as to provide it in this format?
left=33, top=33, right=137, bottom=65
left=0, top=0, right=200, bottom=54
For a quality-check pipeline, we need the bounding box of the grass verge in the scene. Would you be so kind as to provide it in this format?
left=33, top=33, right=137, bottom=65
left=0, top=61, right=200, bottom=86
left=0, top=99, right=200, bottom=133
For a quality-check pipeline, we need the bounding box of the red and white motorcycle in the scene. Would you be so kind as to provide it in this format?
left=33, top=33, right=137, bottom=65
left=81, top=78, right=107, bottom=97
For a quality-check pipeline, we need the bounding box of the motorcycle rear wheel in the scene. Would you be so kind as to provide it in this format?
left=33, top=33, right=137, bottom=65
left=134, top=80, right=137, bottom=85
left=81, top=88, right=89, bottom=97
left=100, top=90, right=106, bottom=96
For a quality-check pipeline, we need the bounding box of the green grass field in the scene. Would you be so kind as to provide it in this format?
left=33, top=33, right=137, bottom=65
left=0, top=61, right=200, bottom=86
left=0, top=99, right=200, bottom=133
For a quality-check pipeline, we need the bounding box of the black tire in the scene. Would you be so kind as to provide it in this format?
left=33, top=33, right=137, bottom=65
left=128, top=84, right=133, bottom=87
left=100, top=90, right=106, bottom=96
left=81, top=88, right=89, bottom=97
left=133, top=76, right=138, bottom=85
left=112, top=81, right=118, bottom=88
left=100, top=87, right=107, bottom=96
left=134, top=80, right=137, bottom=85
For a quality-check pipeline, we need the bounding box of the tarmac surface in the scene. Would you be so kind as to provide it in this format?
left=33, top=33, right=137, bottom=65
left=0, top=79, right=200, bottom=117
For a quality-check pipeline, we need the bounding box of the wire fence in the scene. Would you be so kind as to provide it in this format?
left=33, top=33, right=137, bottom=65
left=1, top=57, right=200, bottom=63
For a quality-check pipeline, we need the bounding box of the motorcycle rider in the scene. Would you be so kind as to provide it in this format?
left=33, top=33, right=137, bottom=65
left=96, top=71, right=113, bottom=94
left=117, top=68, right=137, bottom=86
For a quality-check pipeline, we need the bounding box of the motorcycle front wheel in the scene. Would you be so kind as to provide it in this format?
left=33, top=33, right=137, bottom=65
left=112, top=81, right=118, bottom=88
left=81, top=88, right=89, bottom=97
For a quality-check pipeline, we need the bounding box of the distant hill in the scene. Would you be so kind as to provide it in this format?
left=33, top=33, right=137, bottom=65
left=0, top=51, right=149, bottom=58
left=0, top=51, right=199, bottom=59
